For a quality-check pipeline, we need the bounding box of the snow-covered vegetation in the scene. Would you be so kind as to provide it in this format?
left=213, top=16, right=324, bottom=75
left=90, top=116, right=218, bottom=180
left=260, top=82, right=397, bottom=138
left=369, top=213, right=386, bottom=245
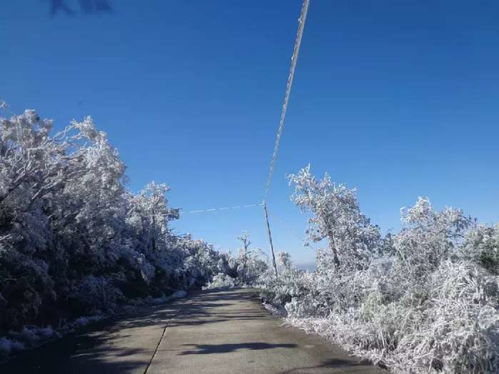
left=204, top=232, right=268, bottom=289
left=1, top=108, right=497, bottom=372
left=0, top=109, right=244, bottom=355
left=260, top=165, right=499, bottom=374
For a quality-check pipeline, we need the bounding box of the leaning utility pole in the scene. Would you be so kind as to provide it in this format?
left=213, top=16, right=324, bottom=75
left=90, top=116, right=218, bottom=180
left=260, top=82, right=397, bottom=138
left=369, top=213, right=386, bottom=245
left=263, top=202, right=279, bottom=277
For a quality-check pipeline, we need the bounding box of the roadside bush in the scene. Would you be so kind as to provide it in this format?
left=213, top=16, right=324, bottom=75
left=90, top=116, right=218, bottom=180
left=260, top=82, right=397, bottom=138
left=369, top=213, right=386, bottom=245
left=70, top=276, right=125, bottom=314
left=203, top=273, right=237, bottom=290
left=205, top=232, right=268, bottom=289
left=260, top=166, right=499, bottom=373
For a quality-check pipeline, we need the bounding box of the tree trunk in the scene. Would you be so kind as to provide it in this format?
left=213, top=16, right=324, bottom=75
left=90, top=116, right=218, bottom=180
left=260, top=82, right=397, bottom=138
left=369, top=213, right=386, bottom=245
left=327, top=230, right=340, bottom=268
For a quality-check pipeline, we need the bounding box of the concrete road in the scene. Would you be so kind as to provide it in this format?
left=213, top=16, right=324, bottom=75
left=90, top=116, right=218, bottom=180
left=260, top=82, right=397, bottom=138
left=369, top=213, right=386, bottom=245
left=1, top=288, right=385, bottom=373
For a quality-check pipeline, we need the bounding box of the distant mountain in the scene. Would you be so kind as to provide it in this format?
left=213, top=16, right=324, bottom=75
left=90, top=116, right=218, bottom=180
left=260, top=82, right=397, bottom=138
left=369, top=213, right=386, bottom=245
left=295, top=262, right=316, bottom=272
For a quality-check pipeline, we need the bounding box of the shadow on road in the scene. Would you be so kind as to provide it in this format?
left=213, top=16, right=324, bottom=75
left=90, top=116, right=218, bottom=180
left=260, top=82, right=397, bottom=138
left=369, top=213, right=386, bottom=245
left=180, top=342, right=297, bottom=355
left=0, top=325, right=148, bottom=373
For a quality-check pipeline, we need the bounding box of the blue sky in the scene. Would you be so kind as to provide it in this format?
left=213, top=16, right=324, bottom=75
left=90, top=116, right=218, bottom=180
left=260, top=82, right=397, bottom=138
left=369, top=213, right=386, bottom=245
left=2, top=0, right=499, bottom=264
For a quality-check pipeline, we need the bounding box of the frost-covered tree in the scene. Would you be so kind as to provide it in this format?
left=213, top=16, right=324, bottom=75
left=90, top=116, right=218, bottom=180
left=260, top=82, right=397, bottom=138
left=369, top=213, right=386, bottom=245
left=460, top=223, right=499, bottom=274
left=288, top=165, right=381, bottom=270
left=0, top=108, right=233, bottom=335
left=235, top=233, right=267, bottom=285
left=204, top=233, right=268, bottom=289
left=394, top=197, right=473, bottom=278
left=127, top=182, right=179, bottom=254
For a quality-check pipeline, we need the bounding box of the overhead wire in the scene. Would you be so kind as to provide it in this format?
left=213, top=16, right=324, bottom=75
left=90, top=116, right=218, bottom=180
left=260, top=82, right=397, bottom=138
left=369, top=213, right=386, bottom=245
left=263, top=0, right=310, bottom=204
left=180, top=203, right=263, bottom=215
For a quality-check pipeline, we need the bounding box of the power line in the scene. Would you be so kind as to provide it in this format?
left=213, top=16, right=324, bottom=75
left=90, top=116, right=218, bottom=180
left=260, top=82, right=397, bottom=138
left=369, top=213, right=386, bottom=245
left=263, top=0, right=310, bottom=203
left=181, top=203, right=263, bottom=215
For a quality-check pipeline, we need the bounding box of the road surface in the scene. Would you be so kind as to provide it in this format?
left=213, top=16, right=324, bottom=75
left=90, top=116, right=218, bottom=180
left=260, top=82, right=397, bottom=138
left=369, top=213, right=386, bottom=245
left=1, top=288, right=385, bottom=373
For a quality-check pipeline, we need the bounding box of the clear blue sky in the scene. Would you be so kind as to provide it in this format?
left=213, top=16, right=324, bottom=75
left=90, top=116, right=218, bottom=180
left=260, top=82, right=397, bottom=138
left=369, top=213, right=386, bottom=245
left=2, top=0, right=499, bottom=264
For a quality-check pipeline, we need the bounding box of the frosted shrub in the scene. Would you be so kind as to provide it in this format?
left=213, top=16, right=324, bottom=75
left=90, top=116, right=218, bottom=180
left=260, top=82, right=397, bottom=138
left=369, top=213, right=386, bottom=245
left=259, top=165, right=499, bottom=373
left=203, top=233, right=268, bottom=289
left=0, top=325, right=61, bottom=360
left=460, top=224, right=499, bottom=275
left=231, top=232, right=268, bottom=286
left=390, top=260, right=499, bottom=373
left=71, top=276, right=124, bottom=314
left=259, top=252, right=321, bottom=316
left=394, top=197, right=472, bottom=279
left=0, top=337, right=24, bottom=358
left=8, top=325, right=59, bottom=347
left=203, top=273, right=237, bottom=290
left=283, top=274, right=325, bottom=318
